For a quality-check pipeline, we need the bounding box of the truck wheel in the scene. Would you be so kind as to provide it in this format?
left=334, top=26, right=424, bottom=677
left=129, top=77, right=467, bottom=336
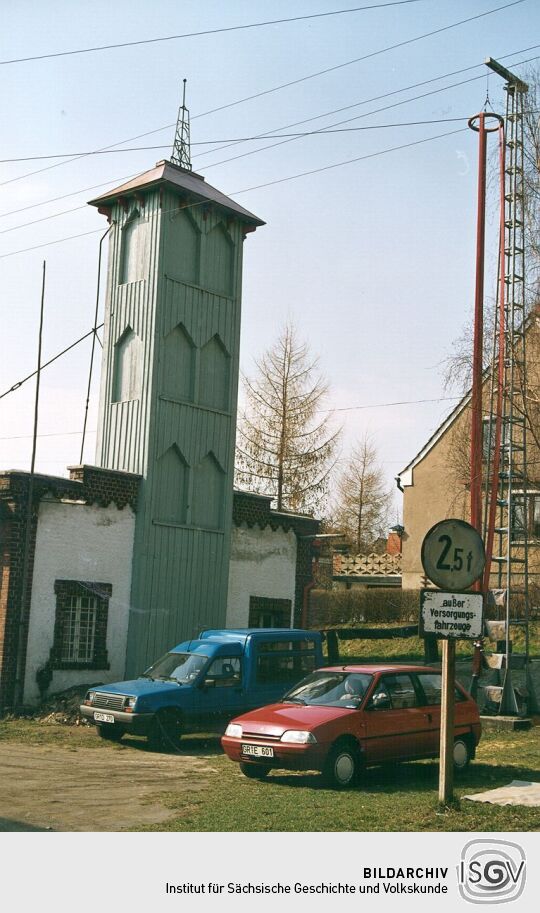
left=148, top=710, right=182, bottom=751
left=240, top=762, right=270, bottom=780
left=322, top=741, right=361, bottom=789
left=453, top=737, right=472, bottom=771
left=98, top=725, right=124, bottom=742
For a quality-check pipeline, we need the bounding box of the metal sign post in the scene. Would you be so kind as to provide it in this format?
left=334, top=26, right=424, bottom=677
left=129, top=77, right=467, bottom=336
left=420, top=519, right=486, bottom=806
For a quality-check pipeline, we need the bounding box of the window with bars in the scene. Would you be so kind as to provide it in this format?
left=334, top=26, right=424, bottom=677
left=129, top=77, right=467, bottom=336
left=61, top=595, right=97, bottom=663
left=51, top=581, right=111, bottom=670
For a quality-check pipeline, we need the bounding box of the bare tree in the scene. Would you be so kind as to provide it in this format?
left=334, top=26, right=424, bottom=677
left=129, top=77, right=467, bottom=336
left=333, top=435, right=392, bottom=552
left=235, top=324, right=341, bottom=514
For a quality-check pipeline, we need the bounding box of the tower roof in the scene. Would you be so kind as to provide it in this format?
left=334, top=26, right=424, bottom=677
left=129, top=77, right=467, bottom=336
left=88, top=160, right=264, bottom=228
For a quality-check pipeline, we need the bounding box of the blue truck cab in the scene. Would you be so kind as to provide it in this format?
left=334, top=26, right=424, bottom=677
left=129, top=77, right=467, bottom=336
left=80, top=628, right=323, bottom=750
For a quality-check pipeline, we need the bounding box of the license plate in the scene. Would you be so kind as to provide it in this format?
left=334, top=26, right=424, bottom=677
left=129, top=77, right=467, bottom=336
left=241, top=743, right=274, bottom=758
left=94, top=712, right=115, bottom=723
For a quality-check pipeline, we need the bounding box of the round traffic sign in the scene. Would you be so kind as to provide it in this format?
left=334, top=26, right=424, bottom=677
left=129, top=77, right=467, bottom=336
left=421, top=519, right=485, bottom=590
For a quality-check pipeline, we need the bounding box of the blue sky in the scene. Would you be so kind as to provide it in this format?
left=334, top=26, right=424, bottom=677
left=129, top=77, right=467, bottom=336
left=1, top=0, right=538, bottom=518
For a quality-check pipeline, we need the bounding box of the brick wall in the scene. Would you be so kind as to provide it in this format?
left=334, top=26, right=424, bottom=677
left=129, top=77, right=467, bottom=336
left=0, top=466, right=140, bottom=711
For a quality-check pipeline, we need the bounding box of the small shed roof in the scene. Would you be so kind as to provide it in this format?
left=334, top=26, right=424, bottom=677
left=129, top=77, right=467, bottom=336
left=88, top=159, right=265, bottom=227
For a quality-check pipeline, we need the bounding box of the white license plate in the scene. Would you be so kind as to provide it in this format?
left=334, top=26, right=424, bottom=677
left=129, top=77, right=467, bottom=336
left=94, top=712, right=115, bottom=723
left=241, top=743, right=274, bottom=758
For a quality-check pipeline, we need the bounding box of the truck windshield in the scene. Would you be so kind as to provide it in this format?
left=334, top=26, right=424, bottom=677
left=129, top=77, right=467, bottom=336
left=142, top=652, right=208, bottom=683
left=282, top=671, right=373, bottom=708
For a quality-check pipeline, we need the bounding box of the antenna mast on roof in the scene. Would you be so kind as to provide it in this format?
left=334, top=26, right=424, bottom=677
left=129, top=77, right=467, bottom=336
left=171, top=78, right=192, bottom=171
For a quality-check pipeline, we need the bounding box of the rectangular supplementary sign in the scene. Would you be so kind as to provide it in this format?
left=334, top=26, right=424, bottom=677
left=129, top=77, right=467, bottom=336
left=419, top=590, right=483, bottom=640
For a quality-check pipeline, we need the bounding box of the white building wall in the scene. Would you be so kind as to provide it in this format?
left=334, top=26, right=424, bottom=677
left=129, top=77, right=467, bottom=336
left=226, top=523, right=297, bottom=627
left=23, top=498, right=135, bottom=704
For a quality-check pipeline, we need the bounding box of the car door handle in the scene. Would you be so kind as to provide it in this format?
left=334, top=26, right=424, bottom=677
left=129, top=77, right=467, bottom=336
left=424, top=712, right=432, bottom=723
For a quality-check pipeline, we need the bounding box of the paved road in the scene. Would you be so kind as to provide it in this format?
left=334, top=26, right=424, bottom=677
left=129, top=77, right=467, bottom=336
left=0, top=739, right=216, bottom=831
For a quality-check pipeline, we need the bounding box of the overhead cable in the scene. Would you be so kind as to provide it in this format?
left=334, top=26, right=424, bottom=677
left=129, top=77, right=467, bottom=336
left=0, top=2, right=527, bottom=189
left=0, top=126, right=467, bottom=260
left=0, top=2, right=425, bottom=66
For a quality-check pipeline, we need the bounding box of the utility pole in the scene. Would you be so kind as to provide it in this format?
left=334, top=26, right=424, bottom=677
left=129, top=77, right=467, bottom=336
left=13, top=261, right=46, bottom=708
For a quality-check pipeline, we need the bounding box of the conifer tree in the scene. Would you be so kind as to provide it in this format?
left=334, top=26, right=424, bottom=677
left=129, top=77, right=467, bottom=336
left=236, top=324, right=340, bottom=514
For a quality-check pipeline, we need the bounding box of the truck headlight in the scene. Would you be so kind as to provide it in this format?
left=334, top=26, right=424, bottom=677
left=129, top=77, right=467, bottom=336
left=225, top=723, right=243, bottom=738
left=280, top=730, right=317, bottom=744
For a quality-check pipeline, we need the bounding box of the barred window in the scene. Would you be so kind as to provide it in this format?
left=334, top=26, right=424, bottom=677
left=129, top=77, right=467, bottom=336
left=61, top=595, right=97, bottom=663
left=51, top=581, right=111, bottom=670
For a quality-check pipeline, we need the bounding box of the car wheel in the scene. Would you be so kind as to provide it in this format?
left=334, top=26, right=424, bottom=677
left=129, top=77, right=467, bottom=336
left=453, top=737, right=472, bottom=770
left=98, top=725, right=124, bottom=742
left=148, top=709, right=182, bottom=751
left=239, top=762, right=270, bottom=780
left=323, top=742, right=361, bottom=789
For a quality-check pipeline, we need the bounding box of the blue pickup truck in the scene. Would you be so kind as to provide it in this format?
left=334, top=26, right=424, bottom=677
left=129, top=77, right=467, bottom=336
left=80, top=628, right=323, bottom=750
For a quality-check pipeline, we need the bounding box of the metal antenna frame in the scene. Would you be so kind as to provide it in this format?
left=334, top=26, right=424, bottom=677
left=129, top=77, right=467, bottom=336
left=486, top=57, right=538, bottom=714
left=171, top=78, right=192, bottom=170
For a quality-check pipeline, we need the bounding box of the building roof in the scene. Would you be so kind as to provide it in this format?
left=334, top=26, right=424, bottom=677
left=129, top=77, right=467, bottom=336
left=397, top=389, right=471, bottom=487
left=88, top=159, right=265, bottom=227
left=397, top=307, right=540, bottom=489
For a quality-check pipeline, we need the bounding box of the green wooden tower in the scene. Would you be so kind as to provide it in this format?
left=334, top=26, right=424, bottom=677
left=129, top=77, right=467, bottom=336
left=89, top=153, right=263, bottom=676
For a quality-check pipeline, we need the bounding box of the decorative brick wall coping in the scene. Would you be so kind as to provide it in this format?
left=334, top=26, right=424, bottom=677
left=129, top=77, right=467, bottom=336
left=333, top=552, right=402, bottom=578
left=232, top=489, right=319, bottom=537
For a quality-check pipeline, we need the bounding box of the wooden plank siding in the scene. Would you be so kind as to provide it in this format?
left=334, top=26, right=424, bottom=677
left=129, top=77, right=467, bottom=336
left=95, top=184, right=248, bottom=676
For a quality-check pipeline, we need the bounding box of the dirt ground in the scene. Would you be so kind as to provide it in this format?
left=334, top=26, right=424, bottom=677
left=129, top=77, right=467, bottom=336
left=0, top=733, right=217, bottom=832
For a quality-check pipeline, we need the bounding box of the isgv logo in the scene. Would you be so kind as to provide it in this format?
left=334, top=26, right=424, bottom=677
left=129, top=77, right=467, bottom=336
left=458, top=839, right=526, bottom=904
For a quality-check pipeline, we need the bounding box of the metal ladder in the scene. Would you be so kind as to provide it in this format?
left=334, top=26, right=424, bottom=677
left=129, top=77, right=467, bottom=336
left=487, top=79, right=538, bottom=714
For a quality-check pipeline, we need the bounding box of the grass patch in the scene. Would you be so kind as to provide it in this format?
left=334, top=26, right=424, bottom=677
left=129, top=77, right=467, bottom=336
left=136, top=727, right=540, bottom=833
left=0, top=719, right=111, bottom=749
left=2, top=719, right=539, bottom=832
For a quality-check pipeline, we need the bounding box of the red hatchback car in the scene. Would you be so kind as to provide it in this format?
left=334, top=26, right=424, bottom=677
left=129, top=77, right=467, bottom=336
left=221, top=664, right=481, bottom=788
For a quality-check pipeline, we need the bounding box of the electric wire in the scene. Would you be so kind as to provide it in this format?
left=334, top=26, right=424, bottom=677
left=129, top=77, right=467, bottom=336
left=0, top=2, right=527, bottom=190
left=0, top=2, right=425, bottom=66
left=0, top=126, right=468, bottom=260
left=0, top=394, right=462, bottom=434
left=0, top=323, right=105, bottom=400
left=0, top=116, right=488, bottom=163
left=2, top=42, right=538, bottom=224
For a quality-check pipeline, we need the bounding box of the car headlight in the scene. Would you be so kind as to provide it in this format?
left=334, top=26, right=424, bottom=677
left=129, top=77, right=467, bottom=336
left=280, top=730, right=317, bottom=744
left=124, top=696, right=137, bottom=710
left=225, top=723, right=243, bottom=738
left=85, top=691, right=96, bottom=705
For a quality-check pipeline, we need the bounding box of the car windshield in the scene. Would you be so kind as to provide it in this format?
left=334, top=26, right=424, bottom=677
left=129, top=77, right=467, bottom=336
left=282, top=671, right=373, bottom=708
left=142, top=652, right=208, bottom=683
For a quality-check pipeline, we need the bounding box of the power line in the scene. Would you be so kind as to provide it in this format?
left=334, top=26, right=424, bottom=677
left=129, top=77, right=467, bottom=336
left=2, top=39, right=538, bottom=222
left=1, top=52, right=538, bottom=251
left=327, top=396, right=461, bottom=413
left=0, top=228, right=104, bottom=260
left=0, top=2, right=424, bottom=66
left=0, top=430, right=97, bottom=441
left=0, top=117, right=478, bottom=164
left=0, top=172, right=141, bottom=221
left=231, top=126, right=468, bottom=194
left=0, top=390, right=463, bottom=431
left=0, top=323, right=104, bottom=400
left=193, top=1, right=528, bottom=151
left=0, top=2, right=526, bottom=190
left=200, top=52, right=540, bottom=171
left=0, top=127, right=467, bottom=260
